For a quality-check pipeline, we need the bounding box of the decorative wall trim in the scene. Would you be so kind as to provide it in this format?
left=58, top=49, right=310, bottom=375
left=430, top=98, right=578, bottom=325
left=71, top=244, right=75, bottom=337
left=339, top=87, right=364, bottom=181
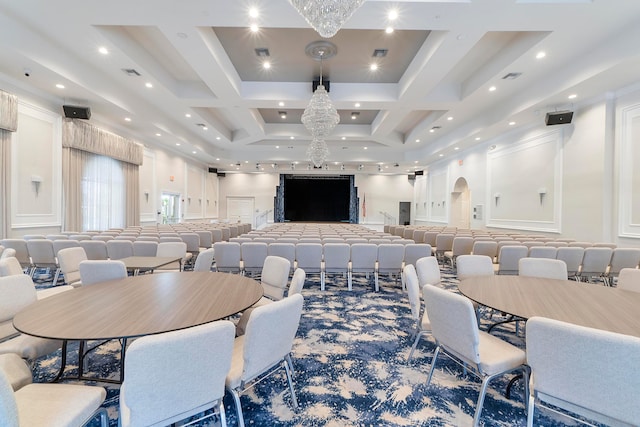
left=618, top=102, right=640, bottom=238
left=486, top=129, right=563, bottom=232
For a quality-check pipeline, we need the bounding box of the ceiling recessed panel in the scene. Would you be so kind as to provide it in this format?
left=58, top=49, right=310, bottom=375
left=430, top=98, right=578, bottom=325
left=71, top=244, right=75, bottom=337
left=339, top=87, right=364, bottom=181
left=213, top=27, right=430, bottom=83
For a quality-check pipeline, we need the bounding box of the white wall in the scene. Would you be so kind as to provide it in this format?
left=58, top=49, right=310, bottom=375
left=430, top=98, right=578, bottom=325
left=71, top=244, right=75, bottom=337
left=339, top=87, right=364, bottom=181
left=218, top=173, right=279, bottom=226
left=354, top=174, right=414, bottom=225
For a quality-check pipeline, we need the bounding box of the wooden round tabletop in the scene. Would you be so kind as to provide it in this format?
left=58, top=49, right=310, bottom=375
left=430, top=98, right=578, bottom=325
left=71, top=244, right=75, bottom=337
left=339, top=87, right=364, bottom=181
left=458, top=275, right=640, bottom=337
left=14, top=272, right=263, bottom=341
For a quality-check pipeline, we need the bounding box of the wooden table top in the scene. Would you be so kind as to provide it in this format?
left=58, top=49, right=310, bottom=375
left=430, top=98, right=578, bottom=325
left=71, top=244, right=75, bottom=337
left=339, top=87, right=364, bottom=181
left=14, top=272, right=262, bottom=341
left=119, top=256, right=182, bottom=270
left=458, top=275, right=640, bottom=338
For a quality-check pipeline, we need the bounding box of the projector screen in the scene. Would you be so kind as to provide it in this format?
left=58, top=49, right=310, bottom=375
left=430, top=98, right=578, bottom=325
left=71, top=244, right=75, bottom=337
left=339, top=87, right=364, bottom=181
left=284, top=175, right=350, bottom=222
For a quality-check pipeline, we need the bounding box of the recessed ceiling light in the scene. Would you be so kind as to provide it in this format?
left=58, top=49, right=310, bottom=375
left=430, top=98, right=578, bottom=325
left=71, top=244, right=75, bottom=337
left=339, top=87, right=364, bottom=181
left=454, top=147, right=460, bottom=151
left=536, top=51, right=546, bottom=59
left=124, top=117, right=131, bottom=122
left=249, top=7, right=259, bottom=18
left=216, top=158, right=220, bottom=161
left=98, top=47, right=109, bottom=55
left=364, top=147, right=368, bottom=150
left=202, top=126, right=208, bottom=130
left=429, top=129, right=435, bottom=133
left=568, top=94, right=577, bottom=99
left=263, top=61, right=271, bottom=69
left=414, top=160, right=418, bottom=164
left=155, top=133, right=161, bottom=137
left=290, top=136, right=295, bottom=140
left=385, top=27, right=394, bottom=34
left=439, top=154, right=444, bottom=157
left=447, top=116, right=453, bottom=121
left=278, top=101, right=285, bottom=107
left=192, top=151, right=197, bottom=154
left=341, top=136, right=346, bottom=140
left=354, top=103, right=360, bottom=108
left=276, top=145, right=280, bottom=149
left=508, top=121, right=516, bottom=126
left=145, top=82, right=153, bottom=88
left=370, top=63, right=378, bottom=71
left=388, top=10, right=398, bottom=20
left=351, top=112, right=359, bottom=120
left=279, top=111, right=287, bottom=119
left=245, top=160, right=249, bottom=163
left=250, top=24, right=259, bottom=33
left=55, top=83, right=65, bottom=89
left=216, top=136, right=221, bottom=140
left=185, top=113, right=191, bottom=118
left=415, top=139, right=420, bottom=143
left=176, top=143, right=181, bottom=146
left=475, top=137, right=481, bottom=141
left=489, top=86, right=496, bottom=92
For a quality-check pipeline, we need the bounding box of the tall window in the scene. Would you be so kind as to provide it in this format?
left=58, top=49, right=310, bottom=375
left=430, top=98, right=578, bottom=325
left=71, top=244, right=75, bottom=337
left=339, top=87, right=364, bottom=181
left=82, top=154, right=125, bottom=230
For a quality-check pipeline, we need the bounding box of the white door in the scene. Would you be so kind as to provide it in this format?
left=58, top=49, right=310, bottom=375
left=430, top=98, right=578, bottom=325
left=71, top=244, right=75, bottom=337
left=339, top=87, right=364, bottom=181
left=227, top=197, right=255, bottom=227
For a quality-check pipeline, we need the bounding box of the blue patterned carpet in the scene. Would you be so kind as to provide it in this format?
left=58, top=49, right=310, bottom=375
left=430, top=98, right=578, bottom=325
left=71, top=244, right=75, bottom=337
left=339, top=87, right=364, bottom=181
left=31, top=267, right=582, bottom=427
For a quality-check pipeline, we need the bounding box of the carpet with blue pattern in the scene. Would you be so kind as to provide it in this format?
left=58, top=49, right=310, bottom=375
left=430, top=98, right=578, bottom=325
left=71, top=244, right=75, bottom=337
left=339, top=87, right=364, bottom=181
left=31, top=267, right=584, bottom=427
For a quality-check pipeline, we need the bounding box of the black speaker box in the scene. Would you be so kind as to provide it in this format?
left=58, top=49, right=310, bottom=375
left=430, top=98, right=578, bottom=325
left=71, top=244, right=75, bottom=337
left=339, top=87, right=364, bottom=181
left=217, top=172, right=226, bottom=178
left=208, top=167, right=217, bottom=174
left=545, top=110, right=573, bottom=125
left=408, top=174, right=416, bottom=181
left=63, top=105, right=91, bottom=119
left=312, top=79, right=330, bottom=93
left=415, top=170, right=424, bottom=176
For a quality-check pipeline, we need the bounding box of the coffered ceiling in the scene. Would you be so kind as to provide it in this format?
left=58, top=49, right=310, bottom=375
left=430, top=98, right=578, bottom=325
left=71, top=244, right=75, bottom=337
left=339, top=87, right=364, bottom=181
left=1, top=0, right=640, bottom=174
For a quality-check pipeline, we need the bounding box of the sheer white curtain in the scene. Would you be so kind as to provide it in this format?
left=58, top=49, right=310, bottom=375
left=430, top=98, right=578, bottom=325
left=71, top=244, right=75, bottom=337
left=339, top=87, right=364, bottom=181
left=0, top=129, right=11, bottom=238
left=82, top=154, right=125, bottom=231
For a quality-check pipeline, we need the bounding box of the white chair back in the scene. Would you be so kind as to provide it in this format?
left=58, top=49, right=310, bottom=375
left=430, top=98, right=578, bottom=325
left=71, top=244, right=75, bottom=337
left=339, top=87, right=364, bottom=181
left=288, top=268, right=306, bottom=296
left=78, top=260, right=127, bottom=286
left=616, top=268, right=640, bottom=292
left=261, top=256, right=291, bottom=301
left=0, top=257, right=24, bottom=277
left=193, top=248, right=215, bottom=272
left=519, top=258, right=568, bottom=280
left=456, top=255, right=494, bottom=280
left=57, top=247, right=88, bottom=286
left=415, top=256, right=440, bottom=286
left=526, top=316, right=640, bottom=426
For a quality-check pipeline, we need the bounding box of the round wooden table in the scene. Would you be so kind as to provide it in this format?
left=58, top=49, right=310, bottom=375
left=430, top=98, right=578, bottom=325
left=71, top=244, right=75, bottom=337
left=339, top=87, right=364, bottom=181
left=14, top=272, right=263, bottom=383
left=458, top=275, right=640, bottom=337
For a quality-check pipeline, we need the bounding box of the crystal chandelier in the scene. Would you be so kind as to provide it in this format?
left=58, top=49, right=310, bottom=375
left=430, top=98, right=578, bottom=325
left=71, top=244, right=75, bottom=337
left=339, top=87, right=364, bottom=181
left=306, top=138, right=330, bottom=168
left=289, top=0, right=365, bottom=38
left=301, top=43, right=339, bottom=167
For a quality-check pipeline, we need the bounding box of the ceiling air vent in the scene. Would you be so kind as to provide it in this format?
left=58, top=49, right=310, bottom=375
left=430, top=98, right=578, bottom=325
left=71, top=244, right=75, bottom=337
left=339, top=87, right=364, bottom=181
left=122, top=68, right=141, bottom=77
left=372, top=49, right=388, bottom=58
left=502, top=72, right=522, bottom=80
left=255, top=48, right=270, bottom=57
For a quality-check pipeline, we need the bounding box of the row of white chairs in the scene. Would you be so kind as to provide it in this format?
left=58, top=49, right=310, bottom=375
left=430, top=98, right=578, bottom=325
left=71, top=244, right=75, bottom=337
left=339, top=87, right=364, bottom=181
left=213, top=241, right=434, bottom=291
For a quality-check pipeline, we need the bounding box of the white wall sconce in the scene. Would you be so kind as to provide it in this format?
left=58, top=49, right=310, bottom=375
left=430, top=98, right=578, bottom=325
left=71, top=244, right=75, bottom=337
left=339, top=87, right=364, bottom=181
left=494, top=192, right=501, bottom=206
left=143, top=189, right=150, bottom=202
left=206, top=199, right=210, bottom=205
left=538, top=187, right=547, bottom=205
left=31, top=175, right=42, bottom=196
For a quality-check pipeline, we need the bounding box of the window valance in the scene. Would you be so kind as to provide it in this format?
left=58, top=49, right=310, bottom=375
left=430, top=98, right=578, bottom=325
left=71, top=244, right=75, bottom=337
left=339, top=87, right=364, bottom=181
left=0, top=90, right=18, bottom=132
left=62, top=119, right=143, bottom=166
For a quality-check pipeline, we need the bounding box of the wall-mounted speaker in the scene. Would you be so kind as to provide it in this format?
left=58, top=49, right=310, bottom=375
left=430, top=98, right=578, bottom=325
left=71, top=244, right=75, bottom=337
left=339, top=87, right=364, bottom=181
left=217, top=172, right=226, bottom=177
left=312, top=79, right=330, bottom=93
left=408, top=174, right=416, bottom=181
left=63, top=105, right=91, bottom=119
left=208, top=167, right=217, bottom=174
left=545, top=110, right=573, bottom=126
left=415, top=170, right=424, bottom=176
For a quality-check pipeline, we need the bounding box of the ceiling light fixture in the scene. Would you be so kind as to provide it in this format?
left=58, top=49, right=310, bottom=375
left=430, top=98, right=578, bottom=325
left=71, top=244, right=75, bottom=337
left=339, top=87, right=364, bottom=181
left=288, top=0, right=365, bottom=38
left=302, top=42, right=339, bottom=167
left=279, top=111, right=287, bottom=119
left=351, top=112, right=359, bottom=120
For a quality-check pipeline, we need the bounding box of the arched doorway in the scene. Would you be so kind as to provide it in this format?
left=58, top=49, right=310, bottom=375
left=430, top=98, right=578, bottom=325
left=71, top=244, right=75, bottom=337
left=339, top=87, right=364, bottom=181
left=450, top=177, right=470, bottom=229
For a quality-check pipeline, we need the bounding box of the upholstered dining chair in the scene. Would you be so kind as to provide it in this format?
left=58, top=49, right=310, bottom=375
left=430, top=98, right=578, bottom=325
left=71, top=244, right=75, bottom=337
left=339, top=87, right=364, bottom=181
left=321, top=243, right=350, bottom=291
left=604, top=248, right=640, bottom=286
left=119, top=320, right=235, bottom=427
left=496, top=245, right=529, bottom=275
left=0, top=256, right=24, bottom=277
left=213, top=242, right=242, bottom=274
left=105, top=239, right=134, bottom=260
left=456, top=254, right=494, bottom=280
left=0, top=275, right=63, bottom=364
left=0, top=239, right=31, bottom=273
left=616, top=267, right=640, bottom=292
left=415, top=256, right=440, bottom=287
left=155, top=241, right=188, bottom=272
left=235, top=256, right=292, bottom=336
left=25, top=239, right=59, bottom=282
left=226, top=294, right=304, bottom=427
left=404, top=264, right=431, bottom=361
left=57, top=247, right=88, bottom=287
left=518, top=258, right=568, bottom=280
left=0, top=366, right=108, bottom=427
left=78, top=260, right=127, bottom=286
left=423, top=285, right=530, bottom=427
left=377, top=244, right=405, bottom=288
left=349, top=243, right=378, bottom=291
left=78, top=240, right=109, bottom=260
left=287, top=268, right=306, bottom=296
left=555, top=246, right=584, bottom=279
left=402, top=244, right=432, bottom=269
left=526, top=316, right=640, bottom=427
left=240, top=242, right=269, bottom=277
left=577, top=247, right=613, bottom=282
left=192, top=247, right=215, bottom=272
